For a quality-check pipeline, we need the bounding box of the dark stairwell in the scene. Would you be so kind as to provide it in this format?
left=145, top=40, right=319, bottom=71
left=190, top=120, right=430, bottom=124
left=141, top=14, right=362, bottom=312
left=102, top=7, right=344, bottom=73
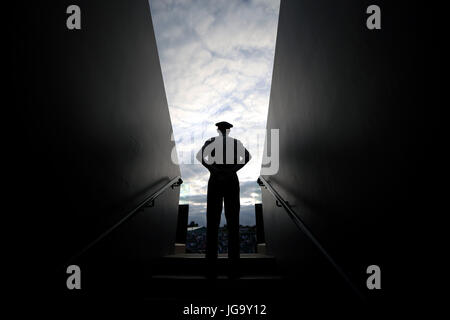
left=14, top=0, right=423, bottom=314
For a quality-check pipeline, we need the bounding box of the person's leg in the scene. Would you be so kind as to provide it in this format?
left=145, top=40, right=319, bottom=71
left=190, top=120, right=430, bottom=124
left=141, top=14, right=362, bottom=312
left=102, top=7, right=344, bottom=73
left=206, top=178, right=223, bottom=276
left=224, top=176, right=240, bottom=276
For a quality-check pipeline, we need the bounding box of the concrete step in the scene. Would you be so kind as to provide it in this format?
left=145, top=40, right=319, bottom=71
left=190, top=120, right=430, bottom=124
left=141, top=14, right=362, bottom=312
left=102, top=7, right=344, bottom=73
left=151, top=274, right=283, bottom=280
left=151, top=253, right=278, bottom=276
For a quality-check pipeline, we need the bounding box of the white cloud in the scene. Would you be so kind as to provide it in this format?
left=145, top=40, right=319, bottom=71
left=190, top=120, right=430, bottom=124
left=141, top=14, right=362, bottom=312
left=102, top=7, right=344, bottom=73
left=149, top=0, right=280, bottom=226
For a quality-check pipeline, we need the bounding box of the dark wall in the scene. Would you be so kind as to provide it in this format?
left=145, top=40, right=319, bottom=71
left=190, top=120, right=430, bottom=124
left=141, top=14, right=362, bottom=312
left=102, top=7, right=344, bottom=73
left=261, top=0, right=421, bottom=301
left=13, top=0, right=180, bottom=274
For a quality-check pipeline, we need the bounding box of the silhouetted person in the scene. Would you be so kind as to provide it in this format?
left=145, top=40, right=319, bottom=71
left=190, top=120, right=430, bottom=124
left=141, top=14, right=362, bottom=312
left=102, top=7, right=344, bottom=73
left=196, top=121, right=251, bottom=278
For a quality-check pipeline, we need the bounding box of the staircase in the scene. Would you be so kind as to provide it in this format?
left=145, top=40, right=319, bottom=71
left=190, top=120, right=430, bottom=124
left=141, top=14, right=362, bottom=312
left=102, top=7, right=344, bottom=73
left=139, top=253, right=285, bottom=318
left=150, top=253, right=279, bottom=279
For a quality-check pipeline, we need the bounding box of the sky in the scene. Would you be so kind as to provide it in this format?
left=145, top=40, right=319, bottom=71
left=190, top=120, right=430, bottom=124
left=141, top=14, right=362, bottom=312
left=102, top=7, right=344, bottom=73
left=149, top=0, right=280, bottom=226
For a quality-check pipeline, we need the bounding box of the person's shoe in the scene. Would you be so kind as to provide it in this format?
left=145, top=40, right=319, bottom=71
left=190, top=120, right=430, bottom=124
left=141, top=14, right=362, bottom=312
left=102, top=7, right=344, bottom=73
left=206, top=259, right=218, bottom=279
left=206, top=270, right=218, bottom=279
left=227, top=263, right=240, bottom=279
left=227, top=270, right=240, bottom=279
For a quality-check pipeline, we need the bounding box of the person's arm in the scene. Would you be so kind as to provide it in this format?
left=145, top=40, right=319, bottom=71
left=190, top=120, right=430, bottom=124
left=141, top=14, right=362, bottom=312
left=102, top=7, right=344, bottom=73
left=234, top=147, right=251, bottom=172
left=195, top=147, right=204, bottom=165
left=196, top=140, right=219, bottom=173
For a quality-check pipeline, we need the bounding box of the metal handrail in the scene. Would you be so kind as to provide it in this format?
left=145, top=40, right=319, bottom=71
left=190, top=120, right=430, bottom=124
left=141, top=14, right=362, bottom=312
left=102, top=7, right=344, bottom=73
left=257, top=175, right=365, bottom=301
left=67, top=176, right=183, bottom=264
